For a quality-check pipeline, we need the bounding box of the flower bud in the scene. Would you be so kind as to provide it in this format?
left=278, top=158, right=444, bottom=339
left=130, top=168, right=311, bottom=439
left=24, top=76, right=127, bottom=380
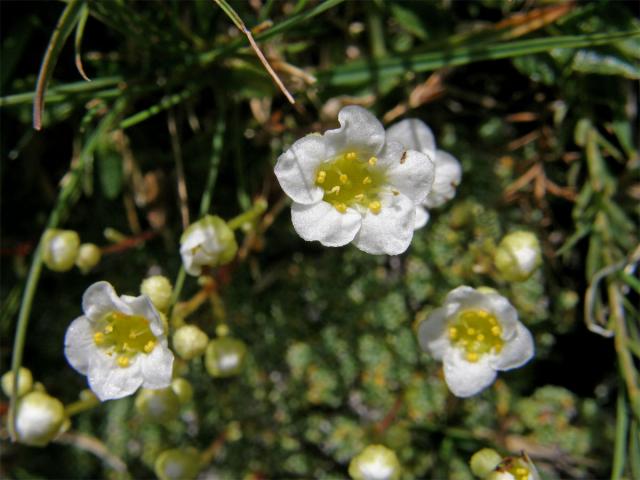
left=134, top=388, right=180, bottom=423
left=140, top=275, right=173, bottom=312
left=348, top=444, right=401, bottom=480
left=204, top=337, right=247, bottom=378
left=485, top=453, right=540, bottom=480
left=15, top=391, right=66, bottom=447
left=75, top=243, right=101, bottom=273
left=172, top=325, right=209, bottom=360
left=154, top=448, right=201, bottom=480
left=180, top=215, right=238, bottom=276
left=494, top=231, right=542, bottom=282
left=42, top=229, right=80, bottom=272
left=2, top=367, right=34, bottom=398
left=470, top=448, right=502, bottom=478
left=171, top=378, right=193, bottom=405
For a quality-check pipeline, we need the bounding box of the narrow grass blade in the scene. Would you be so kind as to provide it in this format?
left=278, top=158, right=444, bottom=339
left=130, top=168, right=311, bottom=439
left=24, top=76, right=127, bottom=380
left=74, top=3, right=91, bottom=82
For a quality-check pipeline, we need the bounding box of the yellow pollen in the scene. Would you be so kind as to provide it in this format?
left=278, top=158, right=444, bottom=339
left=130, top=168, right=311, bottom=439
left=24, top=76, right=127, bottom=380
left=449, top=309, right=504, bottom=361
left=467, top=328, right=476, bottom=335
left=362, top=176, right=372, bottom=185
left=491, top=326, right=501, bottom=336
left=95, top=311, right=157, bottom=361
left=143, top=340, right=156, bottom=353
left=104, top=325, right=113, bottom=334
left=93, top=332, right=105, bottom=345
left=339, top=174, right=348, bottom=184
left=448, top=327, right=458, bottom=339
left=476, top=334, right=485, bottom=341
left=368, top=156, right=377, bottom=166
left=345, top=151, right=357, bottom=160
left=368, top=201, right=381, bottom=214
left=515, top=468, right=528, bottom=476
left=117, top=355, right=130, bottom=367
left=316, top=170, right=326, bottom=184
left=328, top=186, right=340, bottom=194
left=466, top=352, right=479, bottom=362
left=354, top=194, right=364, bottom=201
left=335, top=203, right=347, bottom=213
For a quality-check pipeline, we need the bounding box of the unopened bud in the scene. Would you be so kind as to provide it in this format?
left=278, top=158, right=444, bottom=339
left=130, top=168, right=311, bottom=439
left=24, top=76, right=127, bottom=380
left=495, top=231, right=541, bottom=282
left=134, top=388, right=180, bottom=423
left=204, top=337, right=247, bottom=378
left=42, top=229, right=80, bottom=272
left=171, top=378, right=193, bottom=405
left=155, top=448, right=201, bottom=480
left=179, top=215, right=238, bottom=276
left=173, top=325, right=209, bottom=360
left=75, top=243, right=101, bottom=273
left=470, top=448, right=502, bottom=478
left=348, top=444, right=401, bottom=480
left=15, top=391, right=66, bottom=447
left=141, top=275, right=173, bottom=312
left=2, top=367, right=34, bottom=398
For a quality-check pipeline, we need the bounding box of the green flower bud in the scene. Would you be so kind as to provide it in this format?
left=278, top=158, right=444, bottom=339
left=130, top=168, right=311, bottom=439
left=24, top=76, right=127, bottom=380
left=180, top=215, right=238, bottom=276
left=494, top=231, right=541, bottom=282
left=2, top=367, right=34, bottom=398
left=140, top=275, right=173, bottom=312
left=204, top=337, right=247, bottom=378
left=470, top=448, right=502, bottom=478
left=15, top=391, right=66, bottom=447
left=172, top=325, right=209, bottom=360
left=42, top=229, right=80, bottom=272
left=348, top=444, right=401, bottom=480
left=154, top=448, right=201, bottom=480
left=75, top=243, right=101, bottom=273
left=134, top=388, right=180, bottom=423
left=171, top=378, right=193, bottom=405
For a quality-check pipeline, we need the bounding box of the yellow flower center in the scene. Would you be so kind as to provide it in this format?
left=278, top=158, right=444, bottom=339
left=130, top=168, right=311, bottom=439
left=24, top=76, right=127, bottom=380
left=448, top=309, right=504, bottom=362
left=498, top=458, right=531, bottom=480
left=315, top=151, right=387, bottom=214
left=93, top=311, right=157, bottom=367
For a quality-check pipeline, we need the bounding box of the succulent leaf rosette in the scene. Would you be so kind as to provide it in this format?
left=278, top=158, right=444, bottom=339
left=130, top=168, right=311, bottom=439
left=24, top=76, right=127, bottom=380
left=386, top=118, right=462, bottom=229
left=417, top=286, right=534, bottom=397
left=274, top=106, right=435, bottom=255
left=64, top=281, right=174, bottom=401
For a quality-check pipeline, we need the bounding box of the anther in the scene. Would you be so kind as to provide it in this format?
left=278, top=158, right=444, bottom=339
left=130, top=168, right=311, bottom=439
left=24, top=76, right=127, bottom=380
left=466, top=352, right=479, bottom=362
left=316, top=170, right=326, bottom=184
left=117, top=355, right=130, bottom=368
left=362, top=176, right=372, bottom=185
left=467, top=328, right=476, bottom=335
left=93, top=332, right=105, bottom=345
left=335, top=203, right=347, bottom=213
left=491, top=326, right=501, bottom=336
left=368, top=156, right=377, bottom=166
left=354, top=194, right=365, bottom=201
left=339, top=174, right=348, bottom=184
left=144, top=340, right=156, bottom=353
left=328, top=186, right=341, bottom=195
left=104, top=325, right=114, bottom=334
left=368, top=201, right=381, bottom=214
left=345, top=152, right=357, bottom=161
left=476, top=334, right=485, bottom=341
left=449, top=327, right=458, bottom=339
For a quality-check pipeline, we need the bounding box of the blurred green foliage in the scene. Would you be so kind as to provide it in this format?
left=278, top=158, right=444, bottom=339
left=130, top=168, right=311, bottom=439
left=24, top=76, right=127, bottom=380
left=1, top=0, right=638, bottom=479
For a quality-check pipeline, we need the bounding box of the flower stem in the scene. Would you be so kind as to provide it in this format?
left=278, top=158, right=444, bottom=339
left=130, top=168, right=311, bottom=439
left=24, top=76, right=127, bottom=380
left=227, top=198, right=268, bottom=231
left=65, top=396, right=100, bottom=417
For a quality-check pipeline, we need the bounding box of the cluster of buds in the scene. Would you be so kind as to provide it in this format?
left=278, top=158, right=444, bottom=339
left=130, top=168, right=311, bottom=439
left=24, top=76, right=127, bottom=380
left=42, top=229, right=101, bottom=274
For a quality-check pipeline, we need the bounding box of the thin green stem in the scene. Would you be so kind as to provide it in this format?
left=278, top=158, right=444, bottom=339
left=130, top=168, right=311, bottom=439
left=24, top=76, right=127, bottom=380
left=199, top=104, right=226, bottom=217
left=65, top=396, right=100, bottom=417
left=612, top=386, right=629, bottom=480
left=119, top=88, right=195, bottom=130
left=227, top=198, right=268, bottom=231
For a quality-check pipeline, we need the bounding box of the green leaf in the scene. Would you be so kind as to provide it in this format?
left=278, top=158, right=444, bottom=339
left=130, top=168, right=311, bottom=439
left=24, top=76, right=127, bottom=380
left=571, top=48, right=640, bottom=79
left=97, top=146, right=123, bottom=200
left=389, top=3, right=428, bottom=40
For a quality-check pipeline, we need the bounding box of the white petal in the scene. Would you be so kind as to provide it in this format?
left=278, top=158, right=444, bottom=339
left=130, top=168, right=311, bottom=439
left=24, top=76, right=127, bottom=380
left=375, top=140, right=405, bottom=169
left=141, top=346, right=174, bottom=389
left=352, top=193, right=415, bottom=255
left=64, top=316, right=95, bottom=375
left=443, top=348, right=497, bottom=398
left=88, top=354, right=143, bottom=401
left=417, top=307, right=449, bottom=360
left=423, top=150, right=462, bottom=208
left=385, top=149, right=435, bottom=204
left=490, top=323, right=535, bottom=371
left=291, top=201, right=362, bottom=247
left=414, top=206, right=430, bottom=230
left=274, top=134, right=326, bottom=205
left=82, top=281, right=131, bottom=322
left=324, top=106, right=385, bottom=158
left=120, top=294, right=165, bottom=337
left=386, top=119, right=436, bottom=158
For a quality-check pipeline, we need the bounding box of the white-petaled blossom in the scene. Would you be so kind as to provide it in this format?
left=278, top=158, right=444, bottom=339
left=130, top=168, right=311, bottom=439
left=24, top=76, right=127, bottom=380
left=486, top=453, right=540, bottom=480
left=386, top=118, right=462, bottom=230
left=15, top=391, right=66, bottom=447
left=64, top=281, right=174, bottom=401
left=180, top=215, right=238, bottom=276
left=494, top=231, right=542, bottom=282
left=348, top=444, right=401, bottom=480
left=417, top=286, right=534, bottom=398
left=274, top=106, right=435, bottom=255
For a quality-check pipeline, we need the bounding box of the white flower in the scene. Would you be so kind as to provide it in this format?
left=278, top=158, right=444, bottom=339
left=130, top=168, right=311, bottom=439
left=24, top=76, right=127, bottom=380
left=274, top=106, right=435, bottom=255
left=15, top=391, right=66, bottom=447
left=64, top=281, right=174, bottom=401
left=486, top=453, right=541, bottom=480
left=348, top=444, right=401, bottom=480
left=386, top=118, right=462, bottom=229
left=180, top=215, right=238, bottom=276
left=417, top=286, right=534, bottom=398
left=494, top=231, right=542, bottom=282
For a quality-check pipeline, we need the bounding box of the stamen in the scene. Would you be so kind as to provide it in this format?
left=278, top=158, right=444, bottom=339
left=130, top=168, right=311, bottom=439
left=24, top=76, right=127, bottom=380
left=104, top=325, right=113, bottom=334
left=476, top=334, right=485, bottom=341
left=449, top=327, right=458, bottom=339
left=368, top=156, right=377, bottom=166
left=339, top=174, right=349, bottom=184
left=466, top=352, right=479, bottom=362
left=93, top=332, right=105, bottom=345
left=328, top=186, right=341, bottom=195
left=144, top=340, right=156, bottom=353
left=491, top=326, right=501, bottom=336
left=467, top=328, right=476, bottom=335
left=316, top=170, right=326, bottom=184
left=345, top=151, right=357, bottom=160
left=335, top=203, right=347, bottom=213
left=117, top=355, right=130, bottom=368
left=362, top=176, right=372, bottom=185
left=368, top=201, right=381, bottom=214
left=354, top=194, right=364, bottom=201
